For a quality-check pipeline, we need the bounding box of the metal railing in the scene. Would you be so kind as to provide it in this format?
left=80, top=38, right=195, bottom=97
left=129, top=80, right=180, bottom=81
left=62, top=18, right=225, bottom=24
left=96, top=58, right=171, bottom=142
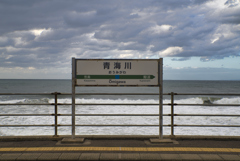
left=0, top=92, right=240, bottom=137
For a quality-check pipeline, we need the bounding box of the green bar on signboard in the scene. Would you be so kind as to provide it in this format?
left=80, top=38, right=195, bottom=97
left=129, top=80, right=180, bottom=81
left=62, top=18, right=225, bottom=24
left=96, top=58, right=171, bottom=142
left=76, top=75, right=155, bottom=79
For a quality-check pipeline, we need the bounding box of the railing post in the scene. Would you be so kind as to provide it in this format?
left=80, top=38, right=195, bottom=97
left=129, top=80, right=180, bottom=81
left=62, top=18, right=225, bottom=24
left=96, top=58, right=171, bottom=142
left=171, top=92, right=174, bottom=137
left=53, top=92, right=59, bottom=137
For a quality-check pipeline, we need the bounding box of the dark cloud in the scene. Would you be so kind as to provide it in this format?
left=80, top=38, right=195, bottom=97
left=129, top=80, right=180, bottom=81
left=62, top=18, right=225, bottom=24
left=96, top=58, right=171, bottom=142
left=225, top=0, right=240, bottom=7
left=220, top=10, right=240, bottom=24
left=152, top=0, right=211, bottom=9
left=208, top=0, right=240, bottom=24
left=0, top=0, right=239, bottom=76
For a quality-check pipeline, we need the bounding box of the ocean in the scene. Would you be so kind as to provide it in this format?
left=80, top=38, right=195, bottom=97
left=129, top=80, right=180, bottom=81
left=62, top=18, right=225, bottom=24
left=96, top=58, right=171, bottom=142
left=0, top=79, right=240, bottom=136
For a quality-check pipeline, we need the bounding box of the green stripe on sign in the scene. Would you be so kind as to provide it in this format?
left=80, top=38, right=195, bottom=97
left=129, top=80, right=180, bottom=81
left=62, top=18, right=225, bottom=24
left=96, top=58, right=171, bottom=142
left=76, top=75, right=115, bottom=79
left=76, top=75, right=155, bottom=79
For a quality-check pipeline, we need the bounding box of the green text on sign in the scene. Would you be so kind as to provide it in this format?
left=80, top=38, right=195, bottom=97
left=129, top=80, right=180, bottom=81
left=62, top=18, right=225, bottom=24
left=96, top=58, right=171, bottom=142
left=76, top=75, right=155, bottom=79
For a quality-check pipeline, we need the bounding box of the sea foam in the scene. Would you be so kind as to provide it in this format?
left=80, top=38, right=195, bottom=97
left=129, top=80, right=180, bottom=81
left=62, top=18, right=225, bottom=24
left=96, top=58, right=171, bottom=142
left=0, top=97, right=240, bottom=136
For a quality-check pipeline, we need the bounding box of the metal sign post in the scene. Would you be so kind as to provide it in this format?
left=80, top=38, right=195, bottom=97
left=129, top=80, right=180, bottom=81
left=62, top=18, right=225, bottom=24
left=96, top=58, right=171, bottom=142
left=62, top=57, right=84, bottom=143
left=159, top=58, right=163, bottom=140
left=151, top=58, right=175, bottom=143
left=72, top=57, right=76, bottom=139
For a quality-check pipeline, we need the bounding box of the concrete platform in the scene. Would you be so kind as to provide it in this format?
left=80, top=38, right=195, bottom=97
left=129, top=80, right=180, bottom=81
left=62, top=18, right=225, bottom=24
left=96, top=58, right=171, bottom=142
left=61, top=138, right=85, bottom=144
left=0, top=137, right=240, bottom=160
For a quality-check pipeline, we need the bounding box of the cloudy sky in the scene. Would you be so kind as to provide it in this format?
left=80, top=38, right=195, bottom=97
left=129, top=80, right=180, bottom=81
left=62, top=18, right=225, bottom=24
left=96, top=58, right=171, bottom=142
left=0, top=0, right=240, bottom=80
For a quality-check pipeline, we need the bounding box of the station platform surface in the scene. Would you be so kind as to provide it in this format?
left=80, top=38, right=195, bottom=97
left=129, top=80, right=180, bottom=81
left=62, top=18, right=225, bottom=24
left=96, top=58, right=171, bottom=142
left=1, top=136, right=240, bottom=161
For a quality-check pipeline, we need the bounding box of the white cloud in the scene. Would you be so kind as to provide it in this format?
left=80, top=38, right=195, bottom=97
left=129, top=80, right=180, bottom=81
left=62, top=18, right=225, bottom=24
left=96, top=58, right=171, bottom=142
left=28, top=67, right=35, bottom=70
left=5, top=55, right=13, bottom=60
left=30, top=28, right=48, bottom=36
left=151, top=25, right=173, bottom=34
left=118, top=53, right=134, bottom=58
left=142, top=24, right=174, bottom=36
left=211, top=37, right=219, bottom=44
left=159, top=46, right=183, bottom=57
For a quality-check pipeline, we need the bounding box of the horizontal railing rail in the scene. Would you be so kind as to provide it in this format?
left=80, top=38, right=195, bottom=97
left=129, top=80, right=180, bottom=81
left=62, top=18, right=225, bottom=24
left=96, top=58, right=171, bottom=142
left=0, top=92, right=240, bottom=137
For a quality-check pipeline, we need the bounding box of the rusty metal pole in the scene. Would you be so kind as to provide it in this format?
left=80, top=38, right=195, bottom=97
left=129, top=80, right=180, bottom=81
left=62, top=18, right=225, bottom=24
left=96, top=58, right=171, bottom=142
left=171, top=92, right=174, bottom=137
left=54, top=92, right=58, bottom=137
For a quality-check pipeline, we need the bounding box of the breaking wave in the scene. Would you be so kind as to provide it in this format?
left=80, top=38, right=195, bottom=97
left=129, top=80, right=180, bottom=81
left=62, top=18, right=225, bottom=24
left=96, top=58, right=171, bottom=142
left=0, top=96, right=240, bottom=136
left=1, top=96, right=239, bottom=105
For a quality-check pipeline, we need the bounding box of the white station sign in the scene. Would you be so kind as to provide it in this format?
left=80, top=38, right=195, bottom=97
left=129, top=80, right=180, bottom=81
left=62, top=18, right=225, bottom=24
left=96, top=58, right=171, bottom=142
left=75, top=59, right=159, bottom=86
